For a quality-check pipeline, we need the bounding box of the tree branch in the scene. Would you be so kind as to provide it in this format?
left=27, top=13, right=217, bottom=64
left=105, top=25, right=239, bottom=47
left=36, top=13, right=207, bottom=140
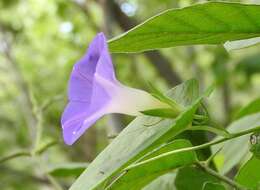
left=0, top=151, right=31, bottom=163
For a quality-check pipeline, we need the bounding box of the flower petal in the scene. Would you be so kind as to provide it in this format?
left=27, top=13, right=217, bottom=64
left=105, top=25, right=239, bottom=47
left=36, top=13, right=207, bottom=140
left=95, top=42, right=116, bottom=82
left=61, top=102, right=105, bottom=145
left=68, top=33, right=109, bottom=101
left=61, top=33, right=118, bottom=145
left=68, top=69, right=92, bottom=101
left=74, top=33, right=106, bottom=80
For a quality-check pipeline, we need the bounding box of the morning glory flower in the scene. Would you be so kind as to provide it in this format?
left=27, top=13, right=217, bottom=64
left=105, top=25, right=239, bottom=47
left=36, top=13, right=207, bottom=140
left=61, top=33, right=167, bottom=145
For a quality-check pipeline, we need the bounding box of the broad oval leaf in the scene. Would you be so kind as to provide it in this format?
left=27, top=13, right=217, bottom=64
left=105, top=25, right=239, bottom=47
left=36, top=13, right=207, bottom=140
left=175, top=166, right=220, bottom=190
left=107, top=139, right=197, bottom=190
left=235, top=156, right=260, bottom=190
left=108, top=2, right=260, bottom=53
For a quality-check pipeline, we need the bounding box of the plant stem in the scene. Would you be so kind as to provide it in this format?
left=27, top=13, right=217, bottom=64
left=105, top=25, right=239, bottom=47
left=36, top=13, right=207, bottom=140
left=196, top=162, right=247, bottom=190
left=0, top=151, right=31, bottom=163
left=33, top=113, right=43, bottom=153
left=0, top=31, right=38, bottom=143
left=125, top=125, right=260, bottom=170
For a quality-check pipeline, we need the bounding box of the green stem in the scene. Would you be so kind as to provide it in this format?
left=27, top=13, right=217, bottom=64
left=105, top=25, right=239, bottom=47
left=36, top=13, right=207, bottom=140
left=0, top=151, right=31, bottom=163
left=32, top=109, right=43, bottom=154
left=125, top=125, right=260, bottom=170
left=196, top=162, right=247, bottom=190
left=0, top=140, right=58, bottom=164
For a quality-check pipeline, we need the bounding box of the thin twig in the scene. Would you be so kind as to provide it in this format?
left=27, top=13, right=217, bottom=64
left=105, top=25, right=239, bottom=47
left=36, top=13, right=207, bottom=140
left=0, top=27, right=38, bottom=142
left=0, top=151, right=31, bottom=163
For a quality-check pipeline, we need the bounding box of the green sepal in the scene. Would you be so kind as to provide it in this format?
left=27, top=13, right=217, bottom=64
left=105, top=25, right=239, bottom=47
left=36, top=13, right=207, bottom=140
left=148, top=82, right=182, bottom=112
left=141, top=108, right=180, bottom=118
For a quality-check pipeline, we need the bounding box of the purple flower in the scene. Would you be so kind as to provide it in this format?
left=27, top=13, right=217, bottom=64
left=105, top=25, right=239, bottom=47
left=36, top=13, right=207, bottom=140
left=61, top=33, right=166, bottom=145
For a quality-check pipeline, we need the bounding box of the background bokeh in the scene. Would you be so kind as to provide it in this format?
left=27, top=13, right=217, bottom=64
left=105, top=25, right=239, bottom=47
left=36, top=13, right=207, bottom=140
left=0, top=0, right=259, bottom=189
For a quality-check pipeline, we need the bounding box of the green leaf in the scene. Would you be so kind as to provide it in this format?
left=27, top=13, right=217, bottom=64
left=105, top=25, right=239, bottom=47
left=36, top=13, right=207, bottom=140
left=48, top=162, right=88, bottom=177
left=141, top=108, right=179, bottom=118
left=212, top=113, right=260, bottom=174
left=143, top=172, right=177, bottom=190
left=235, top=156, right=260, bottom=190
left=148, top=82, right=182, bottom=111
left=175, top=166, right=220, bottom=190
left=69, top=79, right=206, bottom=190
left=202, top=182, right=226, bottom=190
left=107, top=139, right=197, bottom=189
left=235, top=98, right=260, bottom=119
left=166, top=79, right=199, bottom=107
left=108, top=2, right=260, bottom=53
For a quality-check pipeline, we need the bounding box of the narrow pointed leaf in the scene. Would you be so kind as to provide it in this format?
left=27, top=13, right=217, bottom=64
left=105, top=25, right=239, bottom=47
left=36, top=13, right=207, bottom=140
left=48, top=162, right=88, bottom=177
left=235, top=97, right=260, bottom=119
left=148, top=82, right=182, bottom=111
left=107, top=139, right=197, bottom=190
left=108, top=2, right=260, bottom=53
left=235, top=156, right=260, bottom=190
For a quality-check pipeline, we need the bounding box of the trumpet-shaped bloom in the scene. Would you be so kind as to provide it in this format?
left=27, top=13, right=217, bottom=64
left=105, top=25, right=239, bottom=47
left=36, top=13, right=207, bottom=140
left=61, top=33, right=166, bottom=145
